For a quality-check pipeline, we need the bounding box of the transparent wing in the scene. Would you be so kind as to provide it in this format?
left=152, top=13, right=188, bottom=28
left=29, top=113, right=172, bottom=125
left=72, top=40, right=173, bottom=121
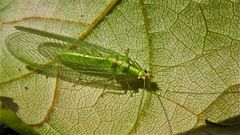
left=25, top=63, right=113, bottom=84
left=13, top=26, right=123, bottom=58
left=37, top=41, right=116, bottom=74
left=6, top=32, right=51, bottom=66
left=6, top=32, right=116, bottom=76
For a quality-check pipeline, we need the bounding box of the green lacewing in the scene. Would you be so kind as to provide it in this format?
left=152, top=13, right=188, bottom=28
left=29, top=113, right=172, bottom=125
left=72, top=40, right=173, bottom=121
left=6, top=26, right=239, bottom=96
left=6, top=26, right=150, bottom=93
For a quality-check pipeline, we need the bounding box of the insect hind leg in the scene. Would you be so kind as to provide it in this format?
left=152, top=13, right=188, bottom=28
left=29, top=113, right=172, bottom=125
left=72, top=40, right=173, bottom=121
left=100, top=77, right=136, bottom=97
left=100, top=89, right=127, bottom=97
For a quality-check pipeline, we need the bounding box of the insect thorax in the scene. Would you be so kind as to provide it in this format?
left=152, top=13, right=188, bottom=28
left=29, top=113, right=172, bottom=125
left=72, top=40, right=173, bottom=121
left=108, top=56, right=143, bottom=78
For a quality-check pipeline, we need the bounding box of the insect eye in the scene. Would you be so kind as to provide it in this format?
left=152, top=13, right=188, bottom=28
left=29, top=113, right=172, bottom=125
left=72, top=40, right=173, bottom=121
left=144, top=69, right=147, bottom=73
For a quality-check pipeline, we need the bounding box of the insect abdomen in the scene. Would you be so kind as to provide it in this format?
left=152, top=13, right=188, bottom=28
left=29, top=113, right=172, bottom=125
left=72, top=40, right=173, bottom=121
left=57, top=52, right=112, bottom=72
left=57, top=52, right=138, bottom=77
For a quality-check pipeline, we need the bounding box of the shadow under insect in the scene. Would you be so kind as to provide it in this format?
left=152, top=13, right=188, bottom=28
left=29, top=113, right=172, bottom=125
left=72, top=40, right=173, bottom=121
left=115, top=76, right=159, bottom=92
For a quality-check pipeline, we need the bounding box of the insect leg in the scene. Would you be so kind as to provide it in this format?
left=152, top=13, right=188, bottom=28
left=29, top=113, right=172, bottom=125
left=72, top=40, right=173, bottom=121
left=125, top=76, right=135, bottom=97
left=124, top=48, right=130, bottom=56
left=100, top=77, right=130, bottom=97
left=100, top=86, right=127, bottom=97
left=132, top=59, right=142, bottom=69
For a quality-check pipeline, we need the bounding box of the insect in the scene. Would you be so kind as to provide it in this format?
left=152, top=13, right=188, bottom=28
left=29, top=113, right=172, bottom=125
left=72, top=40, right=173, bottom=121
left=6, top=26, right=238, bottom=96
left=6, top=26, right=150, bottom=95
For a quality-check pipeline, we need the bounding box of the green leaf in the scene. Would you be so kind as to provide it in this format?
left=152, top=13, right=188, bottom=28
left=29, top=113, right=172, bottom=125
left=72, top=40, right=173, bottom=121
left=0, top=0, right=239, bottom=134
left=0, top=96, right=39, bottom=135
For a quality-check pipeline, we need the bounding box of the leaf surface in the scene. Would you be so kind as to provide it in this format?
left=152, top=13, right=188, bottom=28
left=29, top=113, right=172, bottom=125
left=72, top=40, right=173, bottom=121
left=0, top=0, right=240, bottom=134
